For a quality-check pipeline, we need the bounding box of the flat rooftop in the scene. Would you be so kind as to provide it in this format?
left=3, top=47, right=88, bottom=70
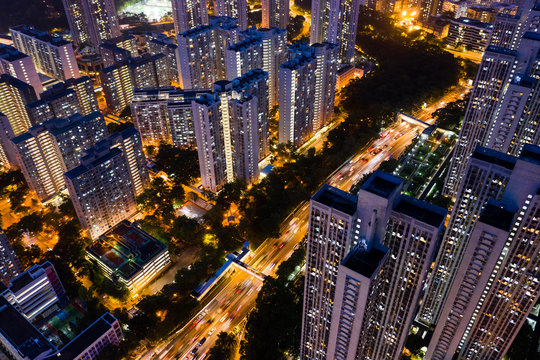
left=519, top=144, right=540, bottom=165
left=56, top=313, right=118, bottom=360
left=472, top=146, right=517, bottom=170
left=393, top=195, right=447, bottom=228
left=479, top=199, right=515, bottom=232
left=312, top=184, right=357, bottom=216
left=0, top=44, right=28, bottom=61
left=343, top=246, right=387, bottom=278
left=64, top=146, right=122, bottom=179
left=8, top=262, right=52, bottom=293
left=10, top=25, right=70, bottom=46
left=86, top=221, right=167, bottom=280
left=361, top=170, right=403, bottom=199
left=0, top=297, right=56, bottom=359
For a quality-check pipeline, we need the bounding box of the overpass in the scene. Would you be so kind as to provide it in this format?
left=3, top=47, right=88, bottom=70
left=192, top=242, right=265, bottom=300
left=396, top=111, right=431, bottom=128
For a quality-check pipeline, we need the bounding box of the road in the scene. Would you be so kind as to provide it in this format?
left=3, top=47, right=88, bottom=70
left=145, top=120, right=417, bottom=360
left=145, top=85, right=470, bottom=360
left=290, top=2, right=311, bottom=39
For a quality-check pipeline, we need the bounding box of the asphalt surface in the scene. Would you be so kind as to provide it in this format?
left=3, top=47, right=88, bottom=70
left=141, top=119, right=418, bottom=360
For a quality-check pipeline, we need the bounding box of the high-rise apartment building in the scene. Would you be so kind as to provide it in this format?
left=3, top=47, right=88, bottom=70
left=12, top=112, right=108, bottom=202
left=418, top=147, right=517, bottom=326
left=146, top=33, right=179, bottom=85
left=0, top=44, right=43, bottom=97
left=420, top=0, right=443, bottom=23
left=444, top=3, right=540, bottom=197
left=231, top=69, right=270, bottom=159
left=25, top=77, right=99, bottom=125
left=427, top=144, right=540, bottom=360
left=100, top=34, right=138, bottom=67
left=61, top=0, right=121, bottom=50
left=326, top=246, right=388, bottom=360
left=131, top=87, right=212, bottom=147
left=65, top=76, right=99, bottom=116
left=100, top=61, right=133, bottom=113
left=279, top=43, right=338, bottom=147
left=240, top=27, right=287, bottom=107
left=193, top=80, right=260, bottom=192
left=262, top=0, right=289, bottom=28
left=357, top=196, right=446, bottom=360
left=177, top=16, right=239, bottom=89
left=0, top=113, right=20, bottom=169
left=214, top=0, right=248, bottom=30
left=310, top=0, right=361, bottom=63
left=10, top=25, right=80, bottom=81
left=303, top=172, right=405, bottom=360
left=100, top=53, right=169, bottom=113
left=0, top=74, right=37, bottom=136
left=301, top=184, right=360, bottom=360
left=171, top=0, right=209, bottom=34
left=64, top=127, right=149, bottom=239
left=303, top=171, right=446, bottom=360
left=26, top=87, right=81, bottom=125
left=226, top=38, right=263, bottom=81
left=279, top=55, right=316, bottom=147
left=0, top=228, right=23, bottom=286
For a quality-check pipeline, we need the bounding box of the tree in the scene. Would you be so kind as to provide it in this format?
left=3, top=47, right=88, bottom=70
left=404, top=333, right=425, bottom=356
left=507, top=322, right=535, bottom=360
left=119, top=105, right=132, bottom=119
left=16, top=213, right=44, bottom=235
left=106, top=121, right=134, bottom=134
left=240, top=277, right=303, bottom=360
left=155, top=143, right=199, bottom=184
left=208, top=332, right=238, bottom=360
left=171, top=216, right=204, bottom=246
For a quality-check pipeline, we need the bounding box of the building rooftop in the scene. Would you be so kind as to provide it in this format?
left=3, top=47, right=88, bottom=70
left=208, top=16, right=239, bottom=30
left=180, top=24, right=213, bottom=38
left=8, top=261, right=54, bottom=293
left=519, top=144, right=540, bottom=165
left=471, top=146, right=517, bottom=170
left=312, top=184, right=358, bottom=216
left=10, top=25, right=70, bottom=46
left=86, top=221, right=167, bottom=281
left=128, top=53, right=164, bottom=69
left=12, top=112, right=102, bottom=145
left=342, top=246, right=387, bottom=278
left=452, top=17, right=493, bottom=30
left=0, top=297, right=57, bottom=359
left=393, top=195, right=447, bottom=228
left=479, top=199, right=515, bottom=231
left=361, top=170, right=403, bottom=199
left=0, top=73, right=35, bottom=91
left=486, top=45, right=517, bottom=57
left=102, top=34, right=135, bottom=45
left=281, top=54, right=315, bottom=70
left=65, top=146, right=122, bottom=179
left=99, top=42, right=131, bottom=55
left=0, top=44, right=28, bottom=62
left=55, top=313, right=118, bottom=360
left=231, top=68, right=268, bottom=90
left=228, top=37, right=261, bottom=52
left=195, top=93, right=219, bottom=106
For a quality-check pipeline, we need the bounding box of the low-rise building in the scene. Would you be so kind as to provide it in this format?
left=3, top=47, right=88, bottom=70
left=2, top=262, right=66, bottom=322
left=54, top=312, right=123, bottom=360
left=86, top=221, right=171, bottom=294
left=445, top=17, right=493, bottom=52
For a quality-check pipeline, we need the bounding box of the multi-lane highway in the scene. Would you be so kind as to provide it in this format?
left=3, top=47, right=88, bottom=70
left=143, top=118, right=419, bottom=360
